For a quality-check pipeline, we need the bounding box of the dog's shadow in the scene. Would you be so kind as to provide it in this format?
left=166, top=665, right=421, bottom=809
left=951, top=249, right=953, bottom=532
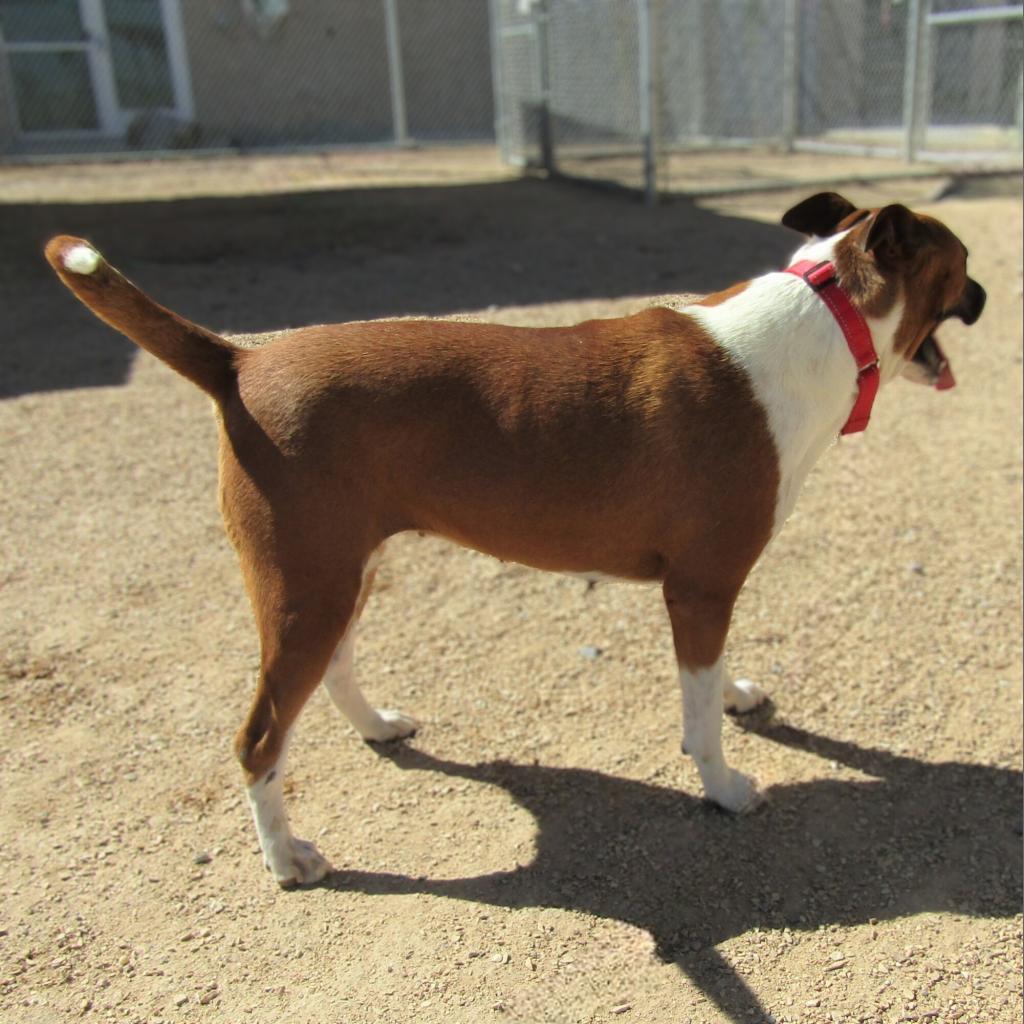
left=324, top=718, right=1021, bottom=1022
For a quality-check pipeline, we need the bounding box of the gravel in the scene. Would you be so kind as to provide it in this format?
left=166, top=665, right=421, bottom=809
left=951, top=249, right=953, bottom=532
left=0, top=152, right=1020, bottom=1023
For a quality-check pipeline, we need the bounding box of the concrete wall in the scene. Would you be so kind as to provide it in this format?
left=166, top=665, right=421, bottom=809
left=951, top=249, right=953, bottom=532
left=183, top=1, right=393, bottom=146
left=0, top=0, right=493, bottom=154
left=182, top=0, right=494, bottom=147
left=398, top=0, right=495, bottom=140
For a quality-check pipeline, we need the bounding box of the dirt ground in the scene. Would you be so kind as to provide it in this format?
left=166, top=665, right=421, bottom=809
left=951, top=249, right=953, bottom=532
left=1, top=149, right=1021, bottom=1024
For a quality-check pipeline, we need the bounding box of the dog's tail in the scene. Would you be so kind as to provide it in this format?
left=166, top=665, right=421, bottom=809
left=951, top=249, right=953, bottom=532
left=45, top=235, right=237, bottom=401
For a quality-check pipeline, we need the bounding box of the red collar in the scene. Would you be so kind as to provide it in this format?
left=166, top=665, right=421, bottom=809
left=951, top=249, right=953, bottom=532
left=784, top=259, right=880, bottom=436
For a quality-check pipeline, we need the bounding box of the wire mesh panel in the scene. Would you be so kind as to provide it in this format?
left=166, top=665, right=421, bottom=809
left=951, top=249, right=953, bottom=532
left=794, top=0, right=911, bottom=152
left=545, top=0, right=645, bottom=187
left=658, top=0, right=787, bottom=146
left=491, top=0, right=546, bottom=167
left=492, top=0, right=1022, bottom=198
left=793, top=0, right=1023, bottom=161
left=923, top=0, right=1023, bottom=158
left=493, top=0, right=647, bottom=188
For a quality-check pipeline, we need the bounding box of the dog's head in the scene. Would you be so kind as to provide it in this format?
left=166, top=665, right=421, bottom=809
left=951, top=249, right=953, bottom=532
left=782, top=192, right=986, bottom=389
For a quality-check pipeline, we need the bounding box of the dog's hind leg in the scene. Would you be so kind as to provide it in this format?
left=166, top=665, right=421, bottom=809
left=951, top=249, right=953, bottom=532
left=321, top=545, right=419, bottom=742
left=236, top=572, right=361, bottom=887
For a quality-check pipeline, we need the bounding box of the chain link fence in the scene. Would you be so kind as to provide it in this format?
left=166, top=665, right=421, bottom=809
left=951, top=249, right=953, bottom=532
left=0, top=0, right=495, bottom=157
left=2, top=0, right=1020, bottom=197
left=494, top=0, right=1023, bottom=198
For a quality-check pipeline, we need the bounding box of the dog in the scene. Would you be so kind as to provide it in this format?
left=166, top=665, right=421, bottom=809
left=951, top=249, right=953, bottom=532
left=46, top=192, right=985, bottom=887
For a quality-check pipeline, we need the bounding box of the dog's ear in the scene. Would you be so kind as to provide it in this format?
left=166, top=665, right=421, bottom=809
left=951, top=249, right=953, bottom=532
left=781, top=192, right=859, bottom=236
left=863, top=204, right=922, bottom=266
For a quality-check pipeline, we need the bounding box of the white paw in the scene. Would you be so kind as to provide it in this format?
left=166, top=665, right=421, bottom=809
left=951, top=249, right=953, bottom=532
left=266, top=837, right=332, bottom=888
left=724, top=678, right=767, bottom=714
left=705, top=769, right=763, bottom=814
left=361, top=708, right=419, bottom=743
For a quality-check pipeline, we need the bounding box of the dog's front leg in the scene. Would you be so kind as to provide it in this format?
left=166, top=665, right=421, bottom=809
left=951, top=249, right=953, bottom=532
left=663, top=582, right=761, bottom=813
left=678, top=659, right=760, bottom=811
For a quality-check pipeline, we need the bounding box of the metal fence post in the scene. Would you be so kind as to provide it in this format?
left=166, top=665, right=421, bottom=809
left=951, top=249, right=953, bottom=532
left=781, top=0, right=799, bottom=151
left=902, top=0, right=929, bottom=162
left=534, top=0, right=554, bottom=175
left=383, top=0, right=410, bottom=147
left=682, top=0, right=704, bottom=140
left=1017, top=63, right=1023, bottom=148
left=638, top=0, right=658, bottom=204
left=488, top=0, right=509, bottom=163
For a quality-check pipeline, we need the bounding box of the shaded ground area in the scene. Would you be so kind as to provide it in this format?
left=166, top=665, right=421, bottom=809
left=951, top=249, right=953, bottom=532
left=4, top=176, right=794, bottom=397
left=0, top=153, right=1021, bottom=1024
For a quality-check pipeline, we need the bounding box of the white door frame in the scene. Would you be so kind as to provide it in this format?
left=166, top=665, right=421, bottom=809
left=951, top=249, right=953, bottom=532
left=0, top=0, right=193, bottom=139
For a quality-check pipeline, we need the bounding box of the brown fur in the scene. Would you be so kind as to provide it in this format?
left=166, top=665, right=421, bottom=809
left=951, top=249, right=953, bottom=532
left=832, top=207, right=975, bottom=355
left=43, top=236, right=779, bottom=785
left=44, top=238, right=236, bottom=399
left=781, top=194, right=983, bottom=361
left=695, top=280, right=751, bottom=307
left=43, top=198, right=983, bottom=810
left=217, top=311, right=780, bottom=778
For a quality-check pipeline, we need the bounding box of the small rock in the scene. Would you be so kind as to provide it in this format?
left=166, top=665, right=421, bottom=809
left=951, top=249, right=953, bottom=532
left=173, top=994, right=188, bottom=1007
left=193, top=852, right=212, bottom=865
left=579, top=645, right=603, bottom=660
left=909, top=561, right=925, bottom=575
left=611, top=1004, right=632, bottom=1014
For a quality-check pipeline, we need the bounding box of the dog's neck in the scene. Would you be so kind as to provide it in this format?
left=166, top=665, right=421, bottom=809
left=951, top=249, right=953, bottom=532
left=787, top=229, right=908, bottom=388
left=681, top=239, right=912, bottom=537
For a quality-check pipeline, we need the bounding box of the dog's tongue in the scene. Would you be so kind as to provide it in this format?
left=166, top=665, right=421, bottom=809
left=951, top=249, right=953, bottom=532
left=933, top=338, right=956, bottom=390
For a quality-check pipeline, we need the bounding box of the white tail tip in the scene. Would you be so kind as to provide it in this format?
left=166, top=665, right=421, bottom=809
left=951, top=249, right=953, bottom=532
left=63, top=245, right=101, bottom=275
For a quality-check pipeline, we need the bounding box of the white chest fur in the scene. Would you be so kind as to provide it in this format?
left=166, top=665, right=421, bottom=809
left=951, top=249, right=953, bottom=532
left=683, top=273, right=862, bottom=537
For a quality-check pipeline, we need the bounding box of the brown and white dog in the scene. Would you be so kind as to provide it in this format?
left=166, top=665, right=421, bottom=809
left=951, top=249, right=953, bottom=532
left=46, top=192, right=985, bottom=887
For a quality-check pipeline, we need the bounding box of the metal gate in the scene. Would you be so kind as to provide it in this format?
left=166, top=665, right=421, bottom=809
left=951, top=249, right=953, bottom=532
left=492, top=0, right=1024, bottom=200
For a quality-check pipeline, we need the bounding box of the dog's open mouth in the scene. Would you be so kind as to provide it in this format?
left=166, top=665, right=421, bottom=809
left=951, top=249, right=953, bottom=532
left=908, top=333, right=956, bottom=390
